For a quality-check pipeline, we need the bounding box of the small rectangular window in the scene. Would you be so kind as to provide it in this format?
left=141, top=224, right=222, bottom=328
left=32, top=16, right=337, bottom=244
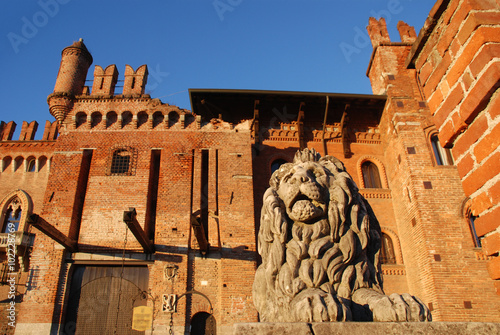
left=109, top=147, right=136, bottom=176
left=111, top=151, right=130, bottom=174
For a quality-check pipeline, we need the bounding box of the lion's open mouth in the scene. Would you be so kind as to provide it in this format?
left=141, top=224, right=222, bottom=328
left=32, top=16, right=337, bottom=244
left=288, top=193, right=326, bottom=223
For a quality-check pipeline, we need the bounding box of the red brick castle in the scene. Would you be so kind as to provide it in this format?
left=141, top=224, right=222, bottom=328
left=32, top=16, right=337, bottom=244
left=0, top=0, right=499, bottom=333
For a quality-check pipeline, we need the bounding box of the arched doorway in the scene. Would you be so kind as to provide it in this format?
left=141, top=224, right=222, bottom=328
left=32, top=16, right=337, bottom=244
left=191, top=311, right=216, bottom=335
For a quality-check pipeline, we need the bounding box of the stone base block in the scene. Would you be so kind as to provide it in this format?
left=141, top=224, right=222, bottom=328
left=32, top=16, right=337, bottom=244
left=233, top=322, right=500, bottom=335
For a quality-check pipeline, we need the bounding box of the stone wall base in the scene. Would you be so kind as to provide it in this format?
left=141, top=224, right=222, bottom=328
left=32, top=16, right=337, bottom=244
left=14, top=323, right=55, bottom=335
left=233, top=322, right=500, bottom=335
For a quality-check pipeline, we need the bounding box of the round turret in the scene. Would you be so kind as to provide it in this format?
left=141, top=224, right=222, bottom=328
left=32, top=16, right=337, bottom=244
left=48, top=39, right=93, bottom=124
left=53, top=38, right=93, bottom=96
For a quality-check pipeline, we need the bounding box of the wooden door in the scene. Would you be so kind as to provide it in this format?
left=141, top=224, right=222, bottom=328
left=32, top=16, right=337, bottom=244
left=65, top=266, right=149, bottom=335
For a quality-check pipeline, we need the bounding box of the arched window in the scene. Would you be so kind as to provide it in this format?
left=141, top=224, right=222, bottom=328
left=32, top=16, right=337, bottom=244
left=431, top=134, right=454, bottom=166
left=1, top=156, right=12, bottom=172
left=121, top=111, right=133, bottom=128
left=168, top=111, right=179, bottom=128
left=2, top=198, right=22, bottom=233
left=271, top=159, right=288, bottom=174
left=463, top=202, right=481, bottom=248
left=380, top=233, right=396, bottom=264
left=361, top=161, right=382, bottom=188
left=38, top=156, right=47, bottom=171
left=26, top=157, right=36, bottom=172
left=152, top=111, right=164, bottom=128
left=90, top=112, right=102, bottom=128
left=14, top=156, right=24, bottom=172
left=110, top=149, right=131, bottom=175
left=3, top=208, right=22, bottom=233
left=467, top=215, right=481, bottom=247
left=137, top=111, right=148, bottom=128
left=75, top=112, right=87, bottom=129
left=106, top=111, right=118, bottom=128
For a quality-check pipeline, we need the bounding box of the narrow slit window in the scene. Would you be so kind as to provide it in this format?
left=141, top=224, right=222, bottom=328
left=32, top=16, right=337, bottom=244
left=468, top=215, right=481, bottom=248
left=431, top=134, right=454, bottom=166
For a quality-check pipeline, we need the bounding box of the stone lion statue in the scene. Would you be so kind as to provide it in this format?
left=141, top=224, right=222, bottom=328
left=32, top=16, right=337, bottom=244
left=253, top=148, right=431, bottom=322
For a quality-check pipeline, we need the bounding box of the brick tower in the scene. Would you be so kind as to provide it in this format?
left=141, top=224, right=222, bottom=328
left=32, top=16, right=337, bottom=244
left=47, top=39, right=93, bottom=124
left=366, top=17, right=500, bottom=321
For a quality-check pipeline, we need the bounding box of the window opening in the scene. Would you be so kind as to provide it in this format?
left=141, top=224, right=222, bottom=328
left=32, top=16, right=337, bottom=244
left=27, top=158, right=36, bottom=172
left=111, top=149, right=131, bottom=175
left=361, top=161, right=382, bottom=188
left=122, top=111, right=133, bottom=127
left=106, top=111, right=117, bottom=128
left=271, top=159, right=288, bottom=174
left=431, top=134, right=454, bottom=165
left=3, top=205, right=22, bottom=233
left=91, top=112, right=102, bottom=128
left=76, top=113, right=87, bottom=128
left=380, top=233, right=396, bottom=264
left=153, top=112, right=164, bottom=128
left=137, top=112, right=148, bottom=128
left=468, top=215, right=481, bottom=247
left=38, top=156, right=47, bottom=171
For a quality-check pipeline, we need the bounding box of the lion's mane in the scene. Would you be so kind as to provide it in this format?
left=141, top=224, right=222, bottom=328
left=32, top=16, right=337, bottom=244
left=253, top=148, right=384, bottom=322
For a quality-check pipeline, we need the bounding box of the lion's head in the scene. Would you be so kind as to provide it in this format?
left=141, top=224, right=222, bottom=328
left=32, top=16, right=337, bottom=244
left=253, top=148, right=384, bottom=322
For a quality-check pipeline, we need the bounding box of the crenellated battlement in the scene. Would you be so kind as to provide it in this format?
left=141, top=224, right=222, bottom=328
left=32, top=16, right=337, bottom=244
left=367, top=18, right=417, bottom=47
left=87, top=64, right=148, bottom=97
left=91, top=65, right=119, bottom=96
left=0, top=120, right=59, bottom=142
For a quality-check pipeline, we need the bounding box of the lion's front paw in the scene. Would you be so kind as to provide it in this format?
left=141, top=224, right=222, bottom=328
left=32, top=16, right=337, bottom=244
left=371, top=293, right=431, bottom=322
left=290, top=288, right=350, bottom=322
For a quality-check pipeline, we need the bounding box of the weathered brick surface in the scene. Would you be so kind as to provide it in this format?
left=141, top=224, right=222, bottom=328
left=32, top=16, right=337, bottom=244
left=411, top=0, right=500, bottom=286
left=368, top=12, right=500, bottom=321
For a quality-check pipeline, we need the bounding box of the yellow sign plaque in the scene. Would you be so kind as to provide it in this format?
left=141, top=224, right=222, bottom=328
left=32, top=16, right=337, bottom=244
left=132, top=305, right=153, bottom=331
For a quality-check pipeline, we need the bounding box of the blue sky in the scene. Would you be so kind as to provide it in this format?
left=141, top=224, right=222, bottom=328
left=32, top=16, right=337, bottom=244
left=0, top=0, right=435, bottom=139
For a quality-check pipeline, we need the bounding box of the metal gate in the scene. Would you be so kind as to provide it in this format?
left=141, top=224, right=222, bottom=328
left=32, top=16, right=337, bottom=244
left=64, top=266, right=149, bottom=335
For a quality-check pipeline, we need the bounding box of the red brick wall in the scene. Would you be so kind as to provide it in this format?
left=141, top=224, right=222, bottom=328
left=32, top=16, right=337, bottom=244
left=409, top=0, right=500, bottom=290
left=367, top=15, right=500, bottom=320
left=11, top=107, right=258, bottom=331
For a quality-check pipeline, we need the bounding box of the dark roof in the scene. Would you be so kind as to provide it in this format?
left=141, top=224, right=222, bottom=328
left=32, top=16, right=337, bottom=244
left=189, top=88, right=387, bottom=125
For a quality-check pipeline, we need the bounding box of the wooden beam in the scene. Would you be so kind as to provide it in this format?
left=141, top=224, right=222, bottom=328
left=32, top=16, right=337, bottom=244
left=123, top=208, right=155, bottom=254
left=27, top=214, right=77, bottom=252
left=340, top=104, right=350, bottom=158
left=297, top=102, right=306, bottom=150
left=251, top=100, right=260, bottom=143
left=322, top=96, right=330, bottom=156
left=190, top=214, right=209, bottom=254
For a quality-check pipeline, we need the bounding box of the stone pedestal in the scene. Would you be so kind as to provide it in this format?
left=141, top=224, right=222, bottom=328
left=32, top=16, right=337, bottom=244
left=233, top=322, right=500, bottom=335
